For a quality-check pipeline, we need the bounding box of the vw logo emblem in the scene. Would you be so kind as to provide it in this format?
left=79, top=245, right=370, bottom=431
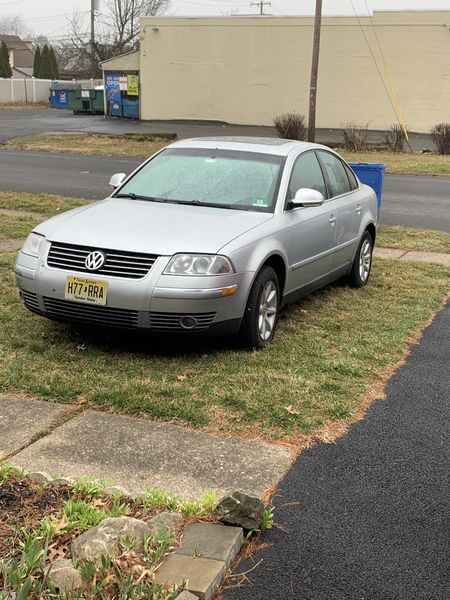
left=85, top=250, right=106, bottom=271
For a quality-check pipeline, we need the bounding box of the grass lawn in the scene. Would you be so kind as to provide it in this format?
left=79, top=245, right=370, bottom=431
left=377, top=225, right=450, bottom=254
left=340, top=149, right=450, bottom=176
left=5, top=133, right=450, bottom=176
left=0, top=213, right=42, bottom=240
left=6, top=133, right=171, bottom=159
left=0, top=191, right=91, bottom=215
left=1, top=250, right=448, bottom=442
left=0, top=192, right=93, bottom=241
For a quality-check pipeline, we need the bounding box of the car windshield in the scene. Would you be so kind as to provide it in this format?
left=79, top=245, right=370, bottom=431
left=116, top=148, right=284, bottom=212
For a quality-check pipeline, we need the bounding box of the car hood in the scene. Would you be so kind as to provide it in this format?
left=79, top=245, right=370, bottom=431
left=35, top=198, right=273, bottom=255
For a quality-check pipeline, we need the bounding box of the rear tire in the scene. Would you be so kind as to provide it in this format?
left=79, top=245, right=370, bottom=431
left=347, top=230, right=373, bottom=288
left=239, top=266, right=280, bottom=350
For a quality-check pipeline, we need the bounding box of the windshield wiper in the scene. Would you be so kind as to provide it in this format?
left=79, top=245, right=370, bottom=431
left=116, top=194, right=253, bottom=211
left=115, top=192, right=163, bottom=202
left=169, top=200, right=251, bottom=211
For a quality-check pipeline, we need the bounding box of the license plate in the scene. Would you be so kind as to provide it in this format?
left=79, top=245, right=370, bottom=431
left=65, top=276, right=108, bottom=306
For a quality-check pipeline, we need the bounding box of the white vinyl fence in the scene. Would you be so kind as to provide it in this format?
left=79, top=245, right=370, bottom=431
left=0, top=78, right=102, bottom=104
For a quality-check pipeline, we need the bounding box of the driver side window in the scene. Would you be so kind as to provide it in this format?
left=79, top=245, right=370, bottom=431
left=288, top=152, right=327, bottom=200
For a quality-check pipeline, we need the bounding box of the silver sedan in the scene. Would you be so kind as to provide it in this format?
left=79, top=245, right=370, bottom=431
left=15, top=137, right=378, bottom=349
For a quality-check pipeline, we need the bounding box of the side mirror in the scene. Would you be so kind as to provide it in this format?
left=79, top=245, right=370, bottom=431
left=109, top=173, right=127, bottom=189
left=289, top=188, right=324, bottom=209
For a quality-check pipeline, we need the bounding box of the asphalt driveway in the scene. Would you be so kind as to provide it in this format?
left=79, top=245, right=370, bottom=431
left=225, top=300, right=450, bottom=600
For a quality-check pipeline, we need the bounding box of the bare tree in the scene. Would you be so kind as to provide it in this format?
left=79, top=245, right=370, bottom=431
left=100, top=0, right=169, bottom=52
left=64, top=0, right=169, bottom=77
left=0, top=14, right=33, bottom=39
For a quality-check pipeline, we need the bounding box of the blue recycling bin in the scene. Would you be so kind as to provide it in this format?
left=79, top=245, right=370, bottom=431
left=123, top=98, right=139, bottom=119
left=349, top=162, right=385, bottom=217
left=49, top=82, right=80, bottom=109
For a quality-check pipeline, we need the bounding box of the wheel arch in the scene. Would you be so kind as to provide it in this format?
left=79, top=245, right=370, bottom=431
left=260, top=253, right=287, bottom=296
left=365, top=222, right=376, bottom=244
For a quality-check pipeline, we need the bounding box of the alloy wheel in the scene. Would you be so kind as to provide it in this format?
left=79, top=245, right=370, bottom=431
left=359, top=238, right=372, bottom=283
left=258, top=280, right=278, bottom=341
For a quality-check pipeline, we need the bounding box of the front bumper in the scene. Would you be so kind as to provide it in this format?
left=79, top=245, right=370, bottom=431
left=15, top=250, right=253, bottom=335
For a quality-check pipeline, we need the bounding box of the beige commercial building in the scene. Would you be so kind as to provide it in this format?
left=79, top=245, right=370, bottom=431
left=103, top=11, right=450, bottom=133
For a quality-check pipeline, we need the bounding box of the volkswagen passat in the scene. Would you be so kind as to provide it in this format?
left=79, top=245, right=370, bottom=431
left=15, top=137, right=377, bottom=349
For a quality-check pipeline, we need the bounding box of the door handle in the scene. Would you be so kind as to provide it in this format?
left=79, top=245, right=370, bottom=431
left=329, top=214, right=336, bottom=225
left=356, top=204, right=362, bottom=214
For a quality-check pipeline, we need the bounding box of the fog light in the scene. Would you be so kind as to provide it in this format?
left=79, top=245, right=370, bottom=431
left=180, top=316, right=197, bottom=330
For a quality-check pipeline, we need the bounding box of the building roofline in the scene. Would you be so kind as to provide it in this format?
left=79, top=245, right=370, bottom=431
left=142, top=9, right=450, bottom=20
left=99, top=50, right=139, bottom=66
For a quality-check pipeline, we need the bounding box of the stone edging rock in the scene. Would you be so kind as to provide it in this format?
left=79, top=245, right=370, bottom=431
left=26, top=471, right=263, bottom=600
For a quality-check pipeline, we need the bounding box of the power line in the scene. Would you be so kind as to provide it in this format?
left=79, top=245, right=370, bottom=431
left=271, top=1, right=287, bottom=16
left=361, top=0, right=410, bottom=143
left=250, top=1, right=271, bottom=15
left=348, top=0, right=400, bottom=128
left=0, top=0, right=26, bottom=6
left=22, top=12, right=88, bottom=23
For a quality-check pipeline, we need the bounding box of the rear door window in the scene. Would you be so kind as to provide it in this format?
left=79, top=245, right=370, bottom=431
left=343, top=163, right=359, bottom=190
left=318, top=151, right=353, bottom=197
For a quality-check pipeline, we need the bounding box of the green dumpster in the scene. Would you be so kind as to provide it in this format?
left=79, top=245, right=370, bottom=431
left=69, top=89, right=104, bottom=115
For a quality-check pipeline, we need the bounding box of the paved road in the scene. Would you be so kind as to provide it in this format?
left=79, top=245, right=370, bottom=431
left=225, top=300, right=450, bottom=600
left=0, top=150, right=135, bottom=200
left=0, top=108, right=434, bottom=151
left=1, top=149, right=449, bottom=231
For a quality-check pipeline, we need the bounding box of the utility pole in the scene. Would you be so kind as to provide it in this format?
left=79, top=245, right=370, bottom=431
left=90, top=0, right=96, bottom=78
left=250, top=1, right=271, bottom=15
left=307, top=0, right=323, bottom=142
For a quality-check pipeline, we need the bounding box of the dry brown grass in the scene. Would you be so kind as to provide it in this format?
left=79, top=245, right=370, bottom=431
left=6, top=133, right=172, bottom=158
left=340, top=149, right=450, bottom=176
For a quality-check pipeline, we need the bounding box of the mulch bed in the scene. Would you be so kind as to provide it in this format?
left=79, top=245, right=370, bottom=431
left=0, top=474, right=71, bottom=561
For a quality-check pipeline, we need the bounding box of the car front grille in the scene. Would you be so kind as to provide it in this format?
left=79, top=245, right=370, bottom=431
left=47, top=242, right=158, bottom=280
left=43, top=297, right=139, bottom=328
left=150, top=312, right=216, bottom=332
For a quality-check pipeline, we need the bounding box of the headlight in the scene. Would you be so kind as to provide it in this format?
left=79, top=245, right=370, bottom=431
left=164, top=254, right=235, bottom=276
left=21, top=232, right=46, bottom=258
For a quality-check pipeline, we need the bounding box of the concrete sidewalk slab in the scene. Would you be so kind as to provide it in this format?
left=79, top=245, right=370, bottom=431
left=374, top=247, right=450, bottom=266
left=10, top=410, right=293, bottom=499
left=0, top=395, right=69, bottom=457
left=399, top=250, right=450, bottom=267
left=374, top=248, right=407, bottom=260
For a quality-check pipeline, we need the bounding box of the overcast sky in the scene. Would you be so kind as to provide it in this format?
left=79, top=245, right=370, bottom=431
left=2, top=0, right=450, bottom=38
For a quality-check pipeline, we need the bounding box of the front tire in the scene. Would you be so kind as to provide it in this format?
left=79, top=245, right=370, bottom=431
left=347, top=230, right=373, bottom=288
left=239, top=266, right=280, bottom=350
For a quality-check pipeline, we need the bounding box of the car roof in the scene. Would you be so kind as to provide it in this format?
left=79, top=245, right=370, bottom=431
left=169, top=136, right=327, bottom=157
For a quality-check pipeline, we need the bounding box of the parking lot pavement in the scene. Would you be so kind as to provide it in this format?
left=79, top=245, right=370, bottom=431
left=0, top=108, right=434, bottom=150
left=225, top=300, right=450, bottom=600
left=7, top=408, right=293, bottom=500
